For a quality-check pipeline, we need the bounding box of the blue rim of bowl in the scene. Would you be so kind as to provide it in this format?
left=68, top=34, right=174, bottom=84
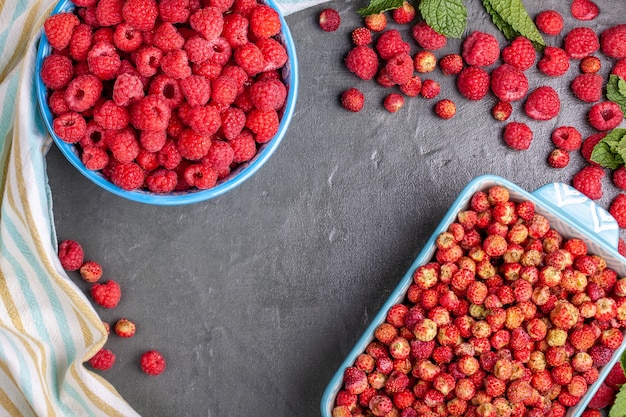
left=36, top=0, right=299, bottom=206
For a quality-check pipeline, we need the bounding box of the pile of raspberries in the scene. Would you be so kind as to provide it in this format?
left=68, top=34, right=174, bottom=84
left=319, top=1, right=626, bottom=253
left=331, top=184, right=626, bottom=417
left=40, top=0, right=289, bottom=193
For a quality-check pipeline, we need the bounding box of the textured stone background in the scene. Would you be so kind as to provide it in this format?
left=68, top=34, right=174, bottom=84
left=46, top=0, right=626, bottom=415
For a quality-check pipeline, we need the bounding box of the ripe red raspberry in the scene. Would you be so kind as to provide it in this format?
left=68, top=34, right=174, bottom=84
left=571, top=0, right=599, bottom=21
left=154, top=22, right=185, bottom=52
left=572, top=165, right=604, bottom=200
left=581, top=132, right=606, bottom=164
left=256, top=37, right=288, bottom=72
left=53, top=112, right=87, bottom=143
left=122, top=0, right=157, bottom=30
left=140, top=350, right=167, bottom=375
left=462, top=31, right=499, bottom=67
left=44, top=12, right=79, bottom=50
left=108, top=128, right=140, bottom=163
left=551, top=126, right=582, bottom=151
left=147, top=75, right=183, bottom=109
left=588, top=383, right=615, bottom=409
left=351, top=27, right=372, bottom=46
left=161, top=50, right=192, bottom=79
left=564, top=27, right=600, bottom=59
left=189, top=7, right=224, bottom=41
left=228, top=128, right=256, bottom=161
left=114, top=318, right=136, bottom=338
left=439, top=54, right=463, bottom=75
left=524, top=86, right=560, bottom=120
left=386, top=53, right=413, bottom=85
left=157, top=140, right=182, bottom=170
left=95, top=0, right=124, bottom=26
left=222, top=13, right=249, bottom=48
left=535, top=10, right=563, bottom=36
left=340, top=88, right=365, bottom=112
left=249, top=79, right=287, bottom=112
left=249, top=4, right=281, bottom=38
left=138, top=131, right=166, bottom=153
left=40, top=54, right=73, bottom=90
left=420, top=80, right=440, bottom=99
left=48, top=89, right=70, bottom=116
left=93, top=100, right=129, bottom=130
left=87, top=42, right=121, bottom=81
left=384, top=93, right=404, bottom=113
left=145, top=168, right=178, bottom=193
left=91, top=279, right=122, bottom=308
left=588, top=101, right=624, bottom=131
left=184, top=164, right=218, bottom=189
left=411, top=21, right=446, bottom=51
left=184, top=36, right=215, bottom=64
left=130, top=95, right=172, bottom=132
left=399, top=76, right=422, bottom=97
left=89, top=348, right=116, bottom=371
left=186, top=105, right=221, bottom=136
left=620, top=238, right=626, bottom=257
left=210, top=75, right=238, bottom=106
left=110, top=162, right=145, bottom=190
left=345, top=45, right=379, bottom=81
left=207, top=0, right=234, bottom=12
left=548, top=149, right=570, bottom=168
left=69, top=23, right=92, bottom=61
left=610, top=194, right=626, bottom=227
left=503, top=122, right=533, bottom=151
left=602, top=25, right=626, bottom=59
left=92, top=27, right=115, bottom=45
left=457, top=66, right=490, bottom=100
left=376, top=30, right=410, bottom=61
left=537, top=46, right=570, bottom=76
left=434, top=99, right=456, bottom=119
left=614, top=166, right=626, bottom=190
left=571, top=73, right=603, bottom=102
left=581, top=56, right=602, bottom=73
left=202, top=140, right=234, bottom=170
left=490, top=64, right=529, bottom=102
left=134, top=46, right=163, bottom=77
left=159, top=0, right=191, bottom=23
left=136, top=149, right=159, bottom=172
left=364, top=13, right=387, bottom=32
left=234, top=42, right=265, bottom=76
left=605, top=361, right=626, bottom=390
left=319, top=8, right=340, bottom=32
left=492, top=101, right=512, bottom=121
left=501, top=36, right=536, bottom=71
left=245, top=109, right=279, bottom=143
left=233, top=0, right=256, bottom=16
left=79, top=260, right=103, bottom=282
left=178, top=75, right=211, bottom=107
left=112, top=73, right=143, bottom=107
left=176, top=129, right=212, bottom=160
left=113, top=23, right=143, bottom=53
left=58, top=239, right=84, bottom=271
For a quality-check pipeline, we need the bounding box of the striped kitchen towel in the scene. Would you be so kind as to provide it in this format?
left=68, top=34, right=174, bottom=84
left=0, top=0, right=328, bottom=415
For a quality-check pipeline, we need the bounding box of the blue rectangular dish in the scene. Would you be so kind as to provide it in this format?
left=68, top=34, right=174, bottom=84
left=320, top=174, right=626, bottom=417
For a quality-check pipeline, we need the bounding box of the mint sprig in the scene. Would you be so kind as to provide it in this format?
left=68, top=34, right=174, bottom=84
left=419, top=0, right=467, bottom=39
left=357, top=0, right=404, bottom=17
left=610, top=382, right=626, bottom=417
left=481, top=0, right=545, bottom=50
left=590, top=128, right=626, bottom=169
left=608, top=74, right=626, bottom=114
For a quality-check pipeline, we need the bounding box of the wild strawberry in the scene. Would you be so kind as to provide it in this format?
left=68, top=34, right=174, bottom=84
left=375, top=322, right=398, bottom=345
left=344, top=367, right=369, bottom=395
left=458, top=355, right=480, bottom=376
left=369, top=394, right=393, bottom=416
left=318, top=8, right=340, bottom=32
left=414, top=51, right=436, bottom=73
left=439, top=54, right=464, bottom=75
left=413, top=319, right=437, bottom=341
left=364, top=13, right=387, bottom=32
left=434, top=99, right=456, bottom=119
left=595, top=297, right=618, bottom=321
left=389, top=337, right=410, bottom=359
left=114, top=318, right=136, bottom=337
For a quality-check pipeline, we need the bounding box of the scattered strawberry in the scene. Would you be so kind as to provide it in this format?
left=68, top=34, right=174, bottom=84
left=492, top=101, right=512, bottom=121
left=383, top=93, right=404, bottom=113
left=413, top=51, right=436, bottom=73
left=439, top=54, right=463, bottom=76
left=340, top=88, right=365, bottom=112
left=434, top=99, right=456, bottom=120
left=319, top=8, right=340, bottom=32
left=391, top=1, right=415, bottom=25
left=351, top=27, right=372, bottom=46
left=79, top=260, right=103, bottom=282
left=580, top=55, right=602, bottom=73
left=364, top=13, right=386, bottom=32
left=420, top=79, right=440, bottom=99
left=114, top=318, right=136, bottom=338
left=548, top=149, right=570, bottom=169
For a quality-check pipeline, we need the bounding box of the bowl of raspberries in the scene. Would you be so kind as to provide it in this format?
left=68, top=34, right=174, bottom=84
left=321, top=174, right=626, bottom=417
left=36, top=0, right=297, bottom=205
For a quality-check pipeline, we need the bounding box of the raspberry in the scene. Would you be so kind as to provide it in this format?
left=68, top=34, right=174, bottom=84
left=590, top=344, right=614, bottom=367
left=210, top=75, right=238, bottom=106
left=48, top=89, right=70, bottom=116
left=420, top=80, right=440, bottom=99
left=189, top=7, right=224, bottom=41
left=571, top=73, right=603, bottom=102
left=64, top=75, right=102, bottom=113
left=462, top=31, right=499, bottom=67
left=581, top=132, right=606, bottom=164
left=434, top=99, right=456, bottom=119
left=602, top=25, right=626, bottom=60
left=345, top=45, right=379, bottom=81
left=157, top=140, right=183, bottom=169
left=91, top=279, right=122, bottom=308
left=207, top=0, right=234, bottom=12
left=503, top=122, right=533, bottom=151
left=501, top=36, right=536, bottom=71
left=108, top=128, right=140, bottom=163
left=564, top=27, right=600, bottom=59
left=110, top=162, right=145, bottom=190
left=136, top=149, right=159, bottom=171
left=249, top=4, right=280, bottom=38
left=605, top=361, right=626, bottom=390
left=571, top=0, right=599, bottom=21
left=89, top=348, right=116, bottom=371
left=249, top=79, right=287, bottom=112
left=222, top=13, right=249, bottom=48
left=234, top=42, right=265, bottom=76
left=620, top=238, right=626, bottom=256
left=58, top=240, right=84, bottom=271
left=40, top=54, right=73, bottom=90
left=154, top=23, right=185, bottom=52
left=134, top=46, right=163, bottom=77
left=490, top=64, right=529, bottom=102
left=256, top=37, right=288, bottom=72
left=439, top=54, right=463, bottom=75
left=319, top=8, right=340, bottom=32
left=610, top=194, right=626, bottom=227
left=456, top=66, right=490, bottom=100
left=551, top=126, right=582, bottom=151
left=524, top=86, right=560, bottom=120
left=93, top=27, right=115, bottom=45
left=386, top=53, right=413, bottom=85
left=114, top=318, right=136, bottom=338
left=87, top=42, right=121, bottom=80
left=588, top=101, right=624, bottom=131
left=177, top=129, right=212, bottom=160
left=43, top=12, right=79, bottom=50
left=384, top=93, right=404, bottom=113
left=588, top=383, right=615, bottom=409
left=159, top=0, right=191, bottom=23
left=572, top=165, right=604, bottom=200
left=376, top=30, right=410, bottom=61
left=140, top=350, right=166, bottom=375
left=139, top=130, right=167, bottom=152
left=364, top=13, right=387, bottom=32
left=130, top=95, right=172, bottom=132
left=351, top=27, right=372, bottom=46
left=375, top=68, right=395, bottom=88
left=112, top=73, right=143, bottom=107
left=123, top=0, right=158, bottom=30
left=145, top=168, right=178, bottom=193
left=614, top=166, right=626, bottom=190
left=245, top=109, right=279, bottom=143
left=95, top=0, right=124, bottom=27
left=535, top=10, right=563, bottom=36
left=229, top=130, right=256, bottom=163
left=548, top=149, right=570, bottom=168
left=399, top=76, right=422, bottom=97
left=217, top=107, right=245, bottom=140
left=581, top=55, right=601, bottom=73
left=202, top=140, right=234, bottom=170
left=161, top=50, right=192, bottom=79
left=411, top=21, right=446, bottom=51
left=93, top=100, right=129, bottom=130
left=148, top=75, right=183, bottom=109
left=53, top=112, right=87, bottom=143
left=187, top=105, right=221, bottom=136
left=184, top=164, right=218, bottom=189
left=537, top=46, right=570, bottom=76
left=183, top=37, right=214, bottom=64
left=112, top=23, right=143, bottom=53
left=177, top=75, right=211, bottom=107
left=492, top=101, right=512, bottom=121
left=79, top=260, right=102, bottom=282
left=233, top=0, right=256, bottom=16
left=340, top=88, right=364, bottom=112
left=69, top=24, right=92, bottom=62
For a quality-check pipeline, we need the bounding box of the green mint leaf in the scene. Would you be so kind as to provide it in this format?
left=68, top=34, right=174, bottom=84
left=621, top=348, right=626, bottom=375
left=357, top=0, right=404, bottom=16
left=591, top=128, right=626, bottom=169
left=607, top=75, right=626, bottom=114
left=619, top=78, right=626, bottom=97
left=419, top=0, right=467, bottom=38
left=482, top=0, right=546, bottom=50
left=481, top=0, right=517, bottom=41
left=610, top=383, right=626, bottom=417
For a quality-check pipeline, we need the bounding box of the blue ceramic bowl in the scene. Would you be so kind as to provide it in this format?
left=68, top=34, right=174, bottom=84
left=321, top=174, right=626, bottom=417
left=36, top=0, right=298, bottom=205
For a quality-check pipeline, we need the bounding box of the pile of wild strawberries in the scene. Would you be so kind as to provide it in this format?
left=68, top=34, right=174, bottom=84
left=332, top=185, right=626, bottom=417
left=58, top=239, right=166, bottom=376
left=40, top=0, right=289, bottom=193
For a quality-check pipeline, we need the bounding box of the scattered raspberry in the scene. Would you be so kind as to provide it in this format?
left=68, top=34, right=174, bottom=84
left=53, top=111, right=87, bottom=143
left=610, top=194, right=626, bottom=228
left=413, top=51, right=436, bottom=73
left=341, top=88, right=365, bottom=112
left=564, top=27, right=600, bottom=59
left=588, top=101, right=624, bottom=131
left=249, top=4, right=280, bottom=38
left=319, top=8, right=340, bottom=32
left=492, top=101, right=512, bottom=121
left=58, top=240, right=84, bottom=271
left=40, top=54, right=74, bottom=90
left=462, top=31, right=499, bottom=67
left=364, top=13, right=387, bottom=32
left=571, top=0, right=599, bottom=21
left=411, top=21, right=446, bottom=51
left=614, top=166, right=626, bottom=190
left=551, top=126, right=582, bottom=151
left=434, top=99, right=456, bottom=119
left=601, top=25, right=626, bottom=59
left=420, top=79, right=440, bottom=99
left=43, top=12, right=80, bottom=50
left=110, top=162, right=145, bottom=190
left=345, top=45, right=379, bottom=80
left=503, top=122, right=533, bottom=151
left=89, top=348, right=116, bottom=371
left=386, top=52, right=413, bottom=85
left=582, top=132, right=606, bottom=164
left=91, top=279, right=122, bottom=308
left=79, top=260, right=103, bottom=282
left=140, top=350, right=167, bottom=375
left=376, top=29, right=410, bottom=61
left=571, top=73, right=603, bottom=103
left=392, top=2, right=415, bottom=24
left=399, top=76, right=422, bottom=97
left=456, top=66, right=490, bottom=100
left=439, top=54, right=463, bottom=76
left=580, top=56, right=601, bottom=73
left=384, top=93, right=404, bottom=113
left=351, top=27, right=372, bottom=46
left=537, top=46, right=570, bottom=77
left=548, top=149, right=570, bottom=168
left=245, top=109, right=279, bottom=143
left=490, top=64, right=529, bottom=102
left=572, top=165, right=605, bottom=200
left=501, top=36, right=536, bottom=71
left=535, top=10, right=563, bottom=36
left=114, top=318, right=136, bottom=338
left=524, top=86, right=560, bottom=120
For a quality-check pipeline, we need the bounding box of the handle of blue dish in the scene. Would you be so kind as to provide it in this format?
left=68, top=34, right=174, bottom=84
left=532, top=182, right=620, bottom=249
